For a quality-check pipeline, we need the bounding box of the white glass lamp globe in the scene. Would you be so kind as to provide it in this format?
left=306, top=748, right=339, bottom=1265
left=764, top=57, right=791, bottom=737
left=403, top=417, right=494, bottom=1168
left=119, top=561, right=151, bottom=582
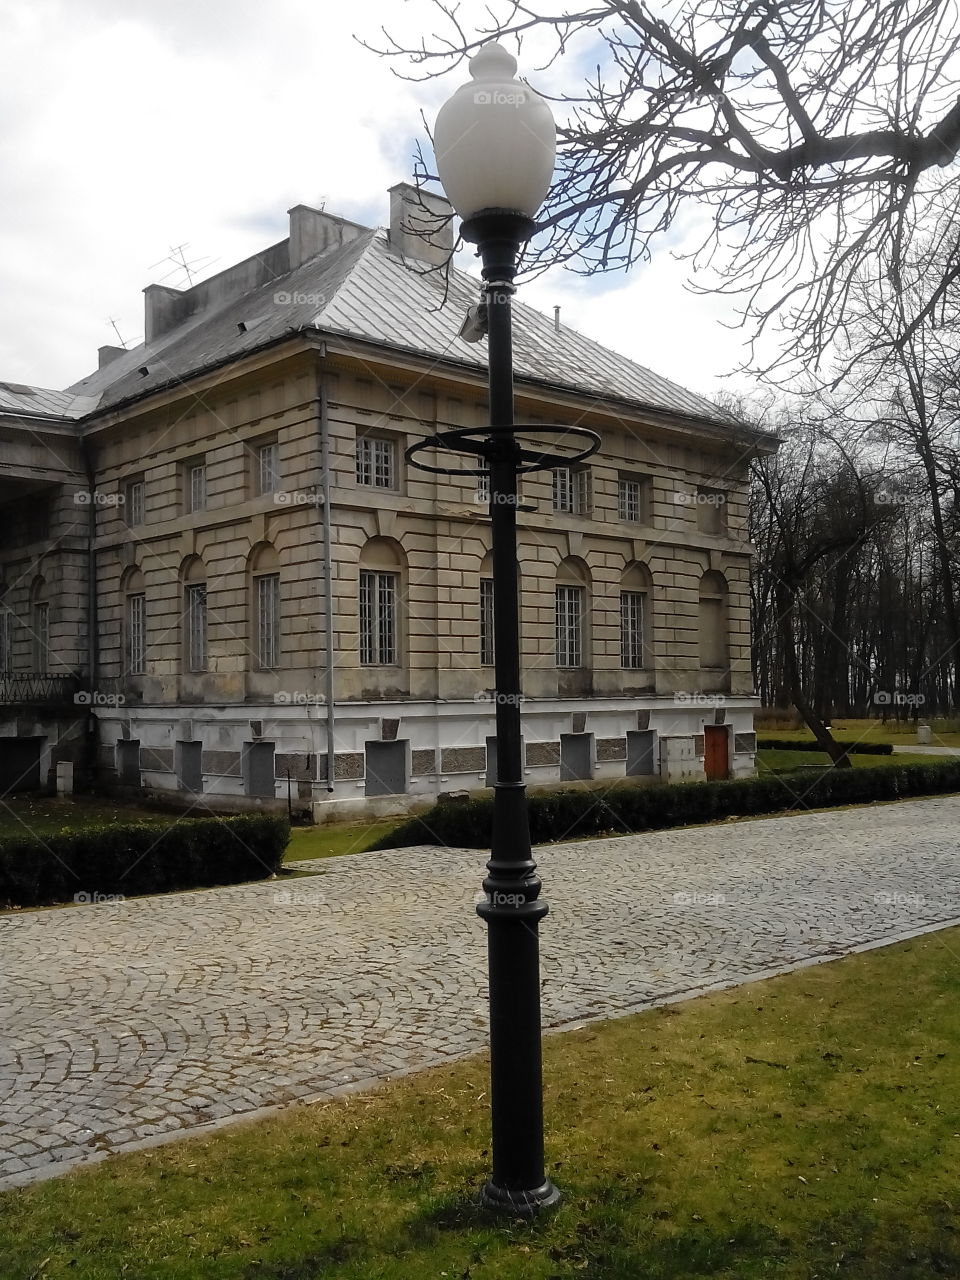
left=433, top=42, right=556, bottom=222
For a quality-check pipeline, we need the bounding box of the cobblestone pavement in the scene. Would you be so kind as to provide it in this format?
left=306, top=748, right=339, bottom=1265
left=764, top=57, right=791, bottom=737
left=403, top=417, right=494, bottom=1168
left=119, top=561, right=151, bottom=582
left=3, top=795, right=960, bottom=1188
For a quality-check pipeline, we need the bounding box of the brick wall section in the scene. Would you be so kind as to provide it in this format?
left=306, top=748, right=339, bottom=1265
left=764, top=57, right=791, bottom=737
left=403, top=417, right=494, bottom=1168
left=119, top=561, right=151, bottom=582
left=334, top=752, right=364, bottom=780
left=440, top=746, right=485, bottom=773
left=411, top=749, right=437, bottom=775
left=526, top=741, right=561, bottom=766
left=596, top=736, right=627, bottom=761
left=201, top=750, right=241, bottom=778
left=141, top=747, right=173, bottom=772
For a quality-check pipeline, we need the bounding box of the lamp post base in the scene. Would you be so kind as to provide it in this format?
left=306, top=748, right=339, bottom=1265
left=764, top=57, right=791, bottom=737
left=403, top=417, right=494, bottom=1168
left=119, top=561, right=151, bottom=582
left=480, top=1176, right=562, bottom=1217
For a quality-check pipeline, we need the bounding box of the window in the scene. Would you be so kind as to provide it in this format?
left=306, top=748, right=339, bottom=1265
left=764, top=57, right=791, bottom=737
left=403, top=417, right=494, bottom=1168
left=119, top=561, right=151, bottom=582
left=699, top=572, right=728, bottom=669
left=185, top=459, right=206, bottom=513
left=0, top=606, right=12, bottom=671
left=125, top=477, right=145, bottom=525
left=257, top=442, right=279, bottom=495
left=480, top=577, right=495, bottom=665
left=126, top=593, right=146, bottom=675
left=555, top=585, right=583, bottom=668
left=356, top=436, right=396, bottom=489
left=618, top=476, right=646, bottom=522
left=476, top=464, right=490, bottom=506
left=360, top=571, right=398, bottom=664
left=185, top=583, right=207, bottom=671
left=697, top=488, right=727, bottom=535
left=552, top=466, right=590, bottom=515
left=621, top=591, right=646, bottom=669
left=32, top=601, right=49, bottom=671
left=256, top=573, right=280, bottom=669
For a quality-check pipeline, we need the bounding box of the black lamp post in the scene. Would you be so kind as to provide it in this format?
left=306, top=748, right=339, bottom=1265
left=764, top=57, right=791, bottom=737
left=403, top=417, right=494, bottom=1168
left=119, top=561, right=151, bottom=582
left=432, top=42, right=561, bottom=1216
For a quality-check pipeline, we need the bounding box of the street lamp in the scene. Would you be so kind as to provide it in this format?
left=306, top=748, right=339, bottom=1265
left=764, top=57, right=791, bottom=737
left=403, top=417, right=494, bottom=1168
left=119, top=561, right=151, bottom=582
left=431, top=42, right=560, bottom=1216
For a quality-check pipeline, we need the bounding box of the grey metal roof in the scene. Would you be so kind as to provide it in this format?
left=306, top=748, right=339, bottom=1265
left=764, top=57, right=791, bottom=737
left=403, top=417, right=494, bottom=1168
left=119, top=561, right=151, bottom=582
left=0, top=382, right=97, bottom=422
left=63, top=224, right=727, bottom=426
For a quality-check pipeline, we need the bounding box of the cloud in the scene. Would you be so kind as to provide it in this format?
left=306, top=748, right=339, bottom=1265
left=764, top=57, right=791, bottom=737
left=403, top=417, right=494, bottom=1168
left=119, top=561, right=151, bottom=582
left=0, top=0, right=755, bottom=399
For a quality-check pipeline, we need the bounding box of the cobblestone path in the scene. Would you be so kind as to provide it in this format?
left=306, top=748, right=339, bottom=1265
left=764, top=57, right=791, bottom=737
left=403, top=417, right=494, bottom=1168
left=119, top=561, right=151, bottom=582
left=3, top=795, right=960, bottom=1188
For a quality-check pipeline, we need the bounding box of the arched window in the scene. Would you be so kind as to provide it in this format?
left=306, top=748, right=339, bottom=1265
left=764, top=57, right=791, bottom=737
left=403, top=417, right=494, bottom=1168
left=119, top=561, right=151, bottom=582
left=121, top=566, right=146, bottom=676
left=181, top=557, right=207, bottom=673
left=699, top=571, right=729, bottom=670
left=555, top=557, right=591, bottom=669
left=29, top=576, right=48, bottom=672
left=358, top=538, right=404, bottom=666
left=621, top=562, right=652, bottom=670
left=248, top=543, right=280, bottom=670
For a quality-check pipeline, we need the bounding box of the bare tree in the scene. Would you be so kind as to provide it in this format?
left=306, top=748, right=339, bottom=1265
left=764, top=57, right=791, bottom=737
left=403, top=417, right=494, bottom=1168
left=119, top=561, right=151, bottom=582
left=369, top=0, right=960, bottom=374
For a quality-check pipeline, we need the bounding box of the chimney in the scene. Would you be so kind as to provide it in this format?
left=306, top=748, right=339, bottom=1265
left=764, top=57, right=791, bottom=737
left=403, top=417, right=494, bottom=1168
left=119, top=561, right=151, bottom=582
left=388, top=182, right=454, bottom=267
left=288, top=205, right=365, bottom=270
left=143, top=283, right=186, bottom=343
left=97, top=345, right=127, bottom=369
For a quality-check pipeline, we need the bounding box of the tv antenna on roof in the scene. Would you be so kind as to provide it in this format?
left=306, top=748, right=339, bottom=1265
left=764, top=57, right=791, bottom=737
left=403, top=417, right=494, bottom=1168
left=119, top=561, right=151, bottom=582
left=149, top=242, right=217, bottom=289
left=106, top=318, right=131, bottom=349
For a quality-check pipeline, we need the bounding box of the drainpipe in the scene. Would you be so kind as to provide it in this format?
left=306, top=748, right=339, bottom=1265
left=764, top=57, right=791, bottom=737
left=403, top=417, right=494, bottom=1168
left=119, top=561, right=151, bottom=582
left=316, top=359, right=336, bottom=792
left=79, top=438, right=99, bottom=781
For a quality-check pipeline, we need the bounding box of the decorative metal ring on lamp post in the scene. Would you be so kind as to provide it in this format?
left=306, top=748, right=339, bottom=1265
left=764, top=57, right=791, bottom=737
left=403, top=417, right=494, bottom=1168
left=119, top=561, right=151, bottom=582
left=405, top=424, right=601, bottom=477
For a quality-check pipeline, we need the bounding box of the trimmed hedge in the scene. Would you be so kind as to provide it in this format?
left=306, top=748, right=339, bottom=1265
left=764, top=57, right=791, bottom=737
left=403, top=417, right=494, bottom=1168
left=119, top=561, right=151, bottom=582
left=371, top=760, right=960, bottom=851
left=758, top=738, right=893, bottom=755
left=0, top=814, right=289, bottom=909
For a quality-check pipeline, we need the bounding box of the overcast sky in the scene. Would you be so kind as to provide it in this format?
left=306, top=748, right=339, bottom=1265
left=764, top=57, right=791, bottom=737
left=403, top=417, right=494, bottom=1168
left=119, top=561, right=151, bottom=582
left=0, top=0, right=757, bottom=401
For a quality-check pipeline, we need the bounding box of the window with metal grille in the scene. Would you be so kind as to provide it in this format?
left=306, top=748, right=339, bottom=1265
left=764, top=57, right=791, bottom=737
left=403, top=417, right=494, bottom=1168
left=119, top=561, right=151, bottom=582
left=188, top=462, right=206, bottom=513
left=552, top=466, right=589, bottom=514
left=480, top=577, right=495, bottom=665
left=256, top=573, right=280, bottom=669
left=476, top=464, right=490, bottom=505
left=618, top=477, right=644, bottom=522
left=185, top=583, right=207, bottom=671
left=620, top=590, right=646, bottom=669
left=126, top=593, right=146, bottom=675
left=0, top=608, right=11, bottom=672
left=258, top=443, right=279, bottom=495
left=555, top=585, right=583, bottom=667
left=32, top=602, right=49, bottom=671
left=356, top=436, right=396, bottom=489
left=126, top=478, right=145, bottom=525
left=359, top=571, right=398, bottom=664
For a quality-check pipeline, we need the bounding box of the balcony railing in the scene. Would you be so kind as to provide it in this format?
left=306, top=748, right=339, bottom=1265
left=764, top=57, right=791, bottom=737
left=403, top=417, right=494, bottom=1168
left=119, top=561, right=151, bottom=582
left=0, top=672, right=82, bottom=705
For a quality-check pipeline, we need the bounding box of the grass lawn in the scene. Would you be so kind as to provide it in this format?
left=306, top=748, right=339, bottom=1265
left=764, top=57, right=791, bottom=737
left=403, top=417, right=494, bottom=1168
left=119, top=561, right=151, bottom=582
left=3, top=929, right=960, bottom=1279
left=760, top=717, right=960, bottom=749
left=0, top=795, right=178, bottom=840
left=284, top=818, right=403, bottom=862
left=756, top=748, right=937, bottom=776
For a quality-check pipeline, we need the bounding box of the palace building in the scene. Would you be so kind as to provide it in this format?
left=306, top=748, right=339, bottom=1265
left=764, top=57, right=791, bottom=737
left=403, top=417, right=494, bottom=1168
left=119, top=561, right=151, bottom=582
left=0, top=184, right=773, bottom=816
